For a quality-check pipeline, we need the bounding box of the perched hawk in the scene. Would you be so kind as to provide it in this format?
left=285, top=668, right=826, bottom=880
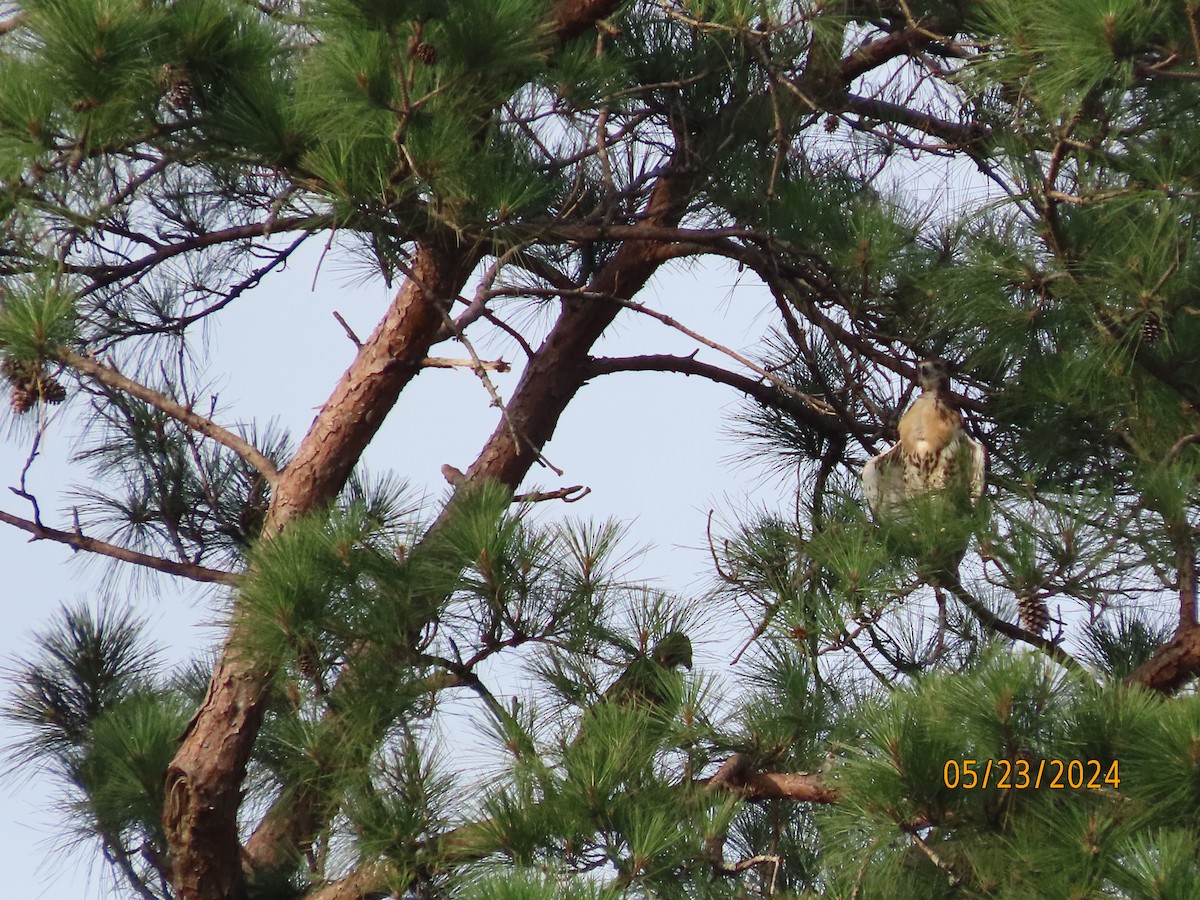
left=570, top=632, right=692, bottom=753
left=602, top=632, right=693, bottom=709
left=863, top=359, right=986, bottom=519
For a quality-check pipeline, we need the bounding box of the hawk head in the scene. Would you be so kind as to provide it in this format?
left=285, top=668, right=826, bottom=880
left=916, top=358, right=950, bottom=392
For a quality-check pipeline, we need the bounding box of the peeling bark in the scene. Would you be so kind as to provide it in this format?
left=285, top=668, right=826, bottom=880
left=1131, top=623, right=1200, bottom=693
left=463, top=170, right=686, bottom=489
left=163, top=242, right=475, bottom=900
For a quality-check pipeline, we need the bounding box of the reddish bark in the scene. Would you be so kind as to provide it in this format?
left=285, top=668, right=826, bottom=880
left=548, top=0, right=623, bottom=41
left=464, top=171, right=684, bottom=488
left=163, top=0, right=665, bottom=888
left=709, top=753, right=840, bottom=804
left=1130, top=529, right=1200, bottom=693
left=163, top=242, right=474, bottom=900
left=1131, top=623, right=1200, bottom=693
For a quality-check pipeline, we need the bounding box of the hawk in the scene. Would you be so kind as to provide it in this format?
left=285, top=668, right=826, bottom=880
left=863, top=359, right=985, bottom=516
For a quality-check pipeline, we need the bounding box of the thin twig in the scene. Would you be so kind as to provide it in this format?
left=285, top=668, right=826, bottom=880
left=437, top=308, right=563, bottom=476
left=513, top=484, right=590, bottom=503
left=423, top=356, right=510, bottom=372
left=332, top=311, right=362, bottom=348
left=1165, top=432, right=1200, bottom=463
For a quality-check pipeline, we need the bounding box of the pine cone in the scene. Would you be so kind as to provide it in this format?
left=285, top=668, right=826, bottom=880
left=1142, top=310, right=1164, bottom=345
left=824, top=114, right=839, bottom=133
left=40, top=376, right=66, bottom=405
left=159, top=63, right=193, bottom=112
left=1017, top=593, right=1050, bottom=634
left=4, top=358, right=39, bottom=414
left=412, top=42, right=438, bottom=65
left=2, top=356, right=26, bottom=381
left=9, top=382, right=35, bottom=414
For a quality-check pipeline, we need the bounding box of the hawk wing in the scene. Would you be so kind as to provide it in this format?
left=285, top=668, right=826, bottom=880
left=863, top=442, right=905, bottom=519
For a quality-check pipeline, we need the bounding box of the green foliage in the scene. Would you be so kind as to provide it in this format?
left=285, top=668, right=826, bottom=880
left=457, top=870, right=610, bottom=900
left=238, top=497, right=417, bottom=673
left=22, top=0, right=162, bottom=140
left=0, top=276, right=77, bottom=362
left=4, top=602, right=189, bottom=867
left=6, top=602, right=159, bottom=770
left=821, top=657, right=1200, bottom=898
left=75, top=691, right=191, bottom=841
left=1080, top=612, right=1172, bottom=680
left=74, top=398, right=288, bottom=570
left=5, top=0, right=1200, bottom=897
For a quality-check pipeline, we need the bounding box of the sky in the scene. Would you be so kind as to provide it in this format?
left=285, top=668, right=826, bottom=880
left=0, top=242, right=789, bottom=897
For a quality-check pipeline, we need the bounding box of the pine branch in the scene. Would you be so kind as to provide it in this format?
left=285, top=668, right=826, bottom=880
left=59, top=350, right=280, bottom=485
left=707, top=753, right=839, bottom=804
left=0, top=506, right=239, bottom=585
left=81, top=216, right=326, bottom=291
left=586, top=353, right=844, bottom=438
left=307, top=752, right=840, bottom=899
left=942, top=572, right=1086, bottom=674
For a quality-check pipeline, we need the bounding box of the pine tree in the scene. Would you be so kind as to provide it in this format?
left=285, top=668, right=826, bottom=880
left=2, top=1, right=1200, bottom=899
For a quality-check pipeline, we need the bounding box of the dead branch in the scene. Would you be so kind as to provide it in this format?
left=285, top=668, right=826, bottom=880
left=423, top=356, right=511, bottom=372
left=332, top=311, right=362, bottom=347
left=513, top=484, right=590, bottom=503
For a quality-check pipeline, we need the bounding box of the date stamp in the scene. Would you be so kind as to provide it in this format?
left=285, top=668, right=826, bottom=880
left=943, top=758, right=1119, bottom=790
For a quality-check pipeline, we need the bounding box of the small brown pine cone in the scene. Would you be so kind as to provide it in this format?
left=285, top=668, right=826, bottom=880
left=1142, top=311, right=1164, bottom=345
left=413, top=42, right=437, bottom=65
left=2, top=356, right=27, bottom=380
left=824, top=114, right=839, bottom=133
left=296, top=642, right=321, bottom=684
left=10, top=383, right=35, bottom=414
left=166, top=79, right=193, bottom=111
left=159, top=63, right=193, bottom=111
left=1017, top=593, right=1050, bottom=634
left=40, top=376, right=66, bottom=405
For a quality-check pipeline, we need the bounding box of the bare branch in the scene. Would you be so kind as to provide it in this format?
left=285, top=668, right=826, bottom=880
left=587, top=352, right=845, bottom=438
left=1165, top=432, right=1200, bottom=463
left=332, top=311, right=363, bottom=348
left=707, top=753, right=839, bottom=804
left=423, top=356, right=511, bottom=372
left=513, top=484, right=590, bottom=503
left=0, top=506, right=240, bottom=585
left=606, top=295, right=836, bottom=416
left=81, top=216, right=327, bottom=290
